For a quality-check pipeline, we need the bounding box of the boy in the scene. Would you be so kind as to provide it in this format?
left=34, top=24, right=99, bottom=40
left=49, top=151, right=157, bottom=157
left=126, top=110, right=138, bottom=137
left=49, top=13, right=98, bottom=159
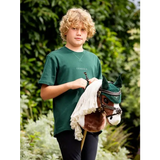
left=38, top=8, right=102, bottom=160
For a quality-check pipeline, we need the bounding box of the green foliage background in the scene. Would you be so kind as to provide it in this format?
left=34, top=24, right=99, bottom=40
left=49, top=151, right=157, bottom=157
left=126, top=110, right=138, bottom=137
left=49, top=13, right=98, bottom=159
left=20, top=0, right=140, bottom=158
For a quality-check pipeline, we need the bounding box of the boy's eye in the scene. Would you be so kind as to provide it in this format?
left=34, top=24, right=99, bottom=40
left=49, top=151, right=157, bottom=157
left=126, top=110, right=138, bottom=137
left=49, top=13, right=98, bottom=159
left=72, top=27, right=77, bottom=30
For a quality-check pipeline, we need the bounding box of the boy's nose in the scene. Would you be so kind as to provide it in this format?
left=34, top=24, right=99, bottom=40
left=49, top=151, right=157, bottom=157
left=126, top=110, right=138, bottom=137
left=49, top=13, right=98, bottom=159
left=77, top=29, right=81, bottom=35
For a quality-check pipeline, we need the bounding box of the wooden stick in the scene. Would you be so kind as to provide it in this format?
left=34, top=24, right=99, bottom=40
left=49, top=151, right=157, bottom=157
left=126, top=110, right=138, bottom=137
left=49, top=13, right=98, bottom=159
left=81, top=130, right=87, bottom=151
left=81, top=72, right=89, bottom=151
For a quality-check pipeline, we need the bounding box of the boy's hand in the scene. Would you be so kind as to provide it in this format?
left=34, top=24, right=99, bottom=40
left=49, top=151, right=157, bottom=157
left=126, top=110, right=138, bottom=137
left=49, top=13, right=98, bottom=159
left=70, top=78, right=87, bottom=89
left=68, top=77, right=98, bottom=90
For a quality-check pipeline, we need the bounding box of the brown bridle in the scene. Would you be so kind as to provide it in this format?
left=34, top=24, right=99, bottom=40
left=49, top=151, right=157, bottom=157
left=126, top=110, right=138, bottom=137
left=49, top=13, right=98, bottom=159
left=97, top=88, right=122, bottom=118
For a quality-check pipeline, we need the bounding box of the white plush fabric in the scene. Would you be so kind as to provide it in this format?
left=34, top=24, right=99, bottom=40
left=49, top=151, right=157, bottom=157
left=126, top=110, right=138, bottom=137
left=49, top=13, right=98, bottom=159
left=70, top=79, right=102, bottom=141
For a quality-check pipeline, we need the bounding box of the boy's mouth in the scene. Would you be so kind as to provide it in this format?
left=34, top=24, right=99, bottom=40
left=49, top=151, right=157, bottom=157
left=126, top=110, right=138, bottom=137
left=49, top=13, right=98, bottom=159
left=75, top=38, right=82, bottom=40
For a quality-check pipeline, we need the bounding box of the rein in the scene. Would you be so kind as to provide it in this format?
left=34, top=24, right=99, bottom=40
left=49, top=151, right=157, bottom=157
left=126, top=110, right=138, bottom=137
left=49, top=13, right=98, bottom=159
left=84, top=72, right=89, bottom=86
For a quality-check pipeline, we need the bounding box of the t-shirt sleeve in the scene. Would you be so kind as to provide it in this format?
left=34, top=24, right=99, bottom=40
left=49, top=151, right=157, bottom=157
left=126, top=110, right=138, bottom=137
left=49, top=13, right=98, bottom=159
left=38, top=55, right=58, bottom=86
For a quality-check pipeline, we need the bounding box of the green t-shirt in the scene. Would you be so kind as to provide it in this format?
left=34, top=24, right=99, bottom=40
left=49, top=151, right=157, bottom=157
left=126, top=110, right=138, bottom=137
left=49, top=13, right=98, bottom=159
left=38, top=46, right=102, bottom=136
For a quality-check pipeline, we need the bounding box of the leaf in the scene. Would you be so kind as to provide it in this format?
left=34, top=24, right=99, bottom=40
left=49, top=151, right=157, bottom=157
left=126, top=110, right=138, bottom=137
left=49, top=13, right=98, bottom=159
left=51, top=0, right=56, bottom=7
left=34, top=32, right=40, bottom=40
left=28, top=58, right=36, bottom=62
left=39, top=16, right=44, bottom=24
left=24, top=43, right=32, bottom=50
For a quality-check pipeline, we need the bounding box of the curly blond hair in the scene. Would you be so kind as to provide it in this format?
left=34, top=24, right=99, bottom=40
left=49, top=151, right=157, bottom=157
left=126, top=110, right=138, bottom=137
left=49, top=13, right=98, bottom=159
left=59, top=8, right=96, bottom=41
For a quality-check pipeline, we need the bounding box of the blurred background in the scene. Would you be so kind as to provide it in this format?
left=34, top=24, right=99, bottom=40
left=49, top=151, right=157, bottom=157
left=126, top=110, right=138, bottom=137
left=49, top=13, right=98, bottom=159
left=20, top=0, right=140, bottom=159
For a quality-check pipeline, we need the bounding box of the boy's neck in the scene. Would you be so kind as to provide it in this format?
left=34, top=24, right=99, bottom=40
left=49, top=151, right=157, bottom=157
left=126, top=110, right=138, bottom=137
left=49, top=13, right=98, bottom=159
left=65, top=44, right=84, bottom=52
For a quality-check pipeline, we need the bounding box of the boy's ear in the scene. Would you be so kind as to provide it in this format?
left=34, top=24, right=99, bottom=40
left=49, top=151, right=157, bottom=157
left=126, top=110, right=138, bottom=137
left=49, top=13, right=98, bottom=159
left=64, top=31, right=68, bottom=35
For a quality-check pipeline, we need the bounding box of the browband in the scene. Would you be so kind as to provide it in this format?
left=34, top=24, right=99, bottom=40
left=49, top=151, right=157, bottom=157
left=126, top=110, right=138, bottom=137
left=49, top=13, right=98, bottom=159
left=99, top=88, right=121, bottom=96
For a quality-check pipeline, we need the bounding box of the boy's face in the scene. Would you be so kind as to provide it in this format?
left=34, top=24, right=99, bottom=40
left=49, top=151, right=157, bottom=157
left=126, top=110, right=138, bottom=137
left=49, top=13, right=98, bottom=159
left=65, top=22, right=87, bottom=49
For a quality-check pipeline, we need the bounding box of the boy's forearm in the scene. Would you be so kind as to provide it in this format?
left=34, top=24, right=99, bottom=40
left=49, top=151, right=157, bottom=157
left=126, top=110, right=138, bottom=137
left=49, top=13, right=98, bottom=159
left=40, top=78, right=88, bottom=100
left=40, top=82, right=72, bottom=100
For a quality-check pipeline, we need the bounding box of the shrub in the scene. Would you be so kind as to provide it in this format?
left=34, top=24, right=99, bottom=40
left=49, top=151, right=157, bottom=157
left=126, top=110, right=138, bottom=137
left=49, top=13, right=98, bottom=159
left=20, top=110, right=131, bottom=160
left=97, top=125, right=132, bottom=160
left=20, top=110, right=62, bottom=160
left=102, top=124, right=132, bottom=152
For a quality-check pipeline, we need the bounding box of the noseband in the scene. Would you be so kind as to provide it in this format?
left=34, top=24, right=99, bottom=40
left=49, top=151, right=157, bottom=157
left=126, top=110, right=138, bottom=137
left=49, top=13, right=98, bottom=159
left=97, top=87, right=122, bottom=118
